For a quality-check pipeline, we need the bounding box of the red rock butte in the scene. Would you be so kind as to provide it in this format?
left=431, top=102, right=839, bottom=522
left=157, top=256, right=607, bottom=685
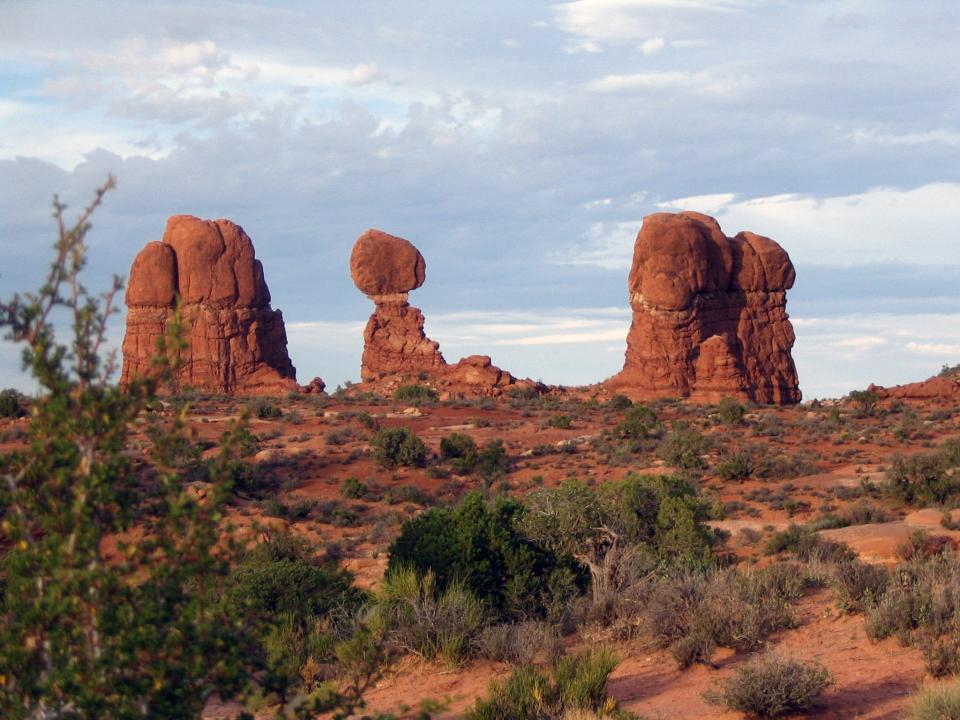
left=349, top=229, right=534, bottom=398
left=607, top=211, right=801, bottom=405
left=121, top=215, right=299, bottom=395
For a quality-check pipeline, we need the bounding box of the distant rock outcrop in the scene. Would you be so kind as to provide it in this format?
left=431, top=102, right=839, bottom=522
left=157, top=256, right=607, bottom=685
left=350, top=229, right=530, bottom=397
left=868, top=374, right=960, bottom=404
left=608, top=211, right=801, bottom=404
left=121, top=215, right=299, bottom=395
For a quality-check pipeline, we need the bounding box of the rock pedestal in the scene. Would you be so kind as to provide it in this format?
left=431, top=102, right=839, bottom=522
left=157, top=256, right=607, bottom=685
left=608, top=211, right=801, bottom=404
left=121, top=215, right=298, bottom=395
left=350, top=229, right=526, bottom=397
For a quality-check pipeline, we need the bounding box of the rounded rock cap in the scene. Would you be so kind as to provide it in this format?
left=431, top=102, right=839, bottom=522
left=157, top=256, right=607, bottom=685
left=350, top=229, right=426, bottom=296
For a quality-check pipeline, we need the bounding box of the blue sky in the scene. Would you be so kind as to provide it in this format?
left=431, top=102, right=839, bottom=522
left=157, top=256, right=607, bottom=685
left=1, top=0, right=958, bottom=398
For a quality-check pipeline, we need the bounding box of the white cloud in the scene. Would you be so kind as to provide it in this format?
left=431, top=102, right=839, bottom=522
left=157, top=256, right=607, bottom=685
left=555, top=0, right=751, bottom=45
left=906, top=341, right=960, bottom=356
left=583, top=197, right=613, bottom=209
left=658, top=192, right=736, bottom=214
left=851, top=127, right=960, bottom=147
left=640, top=36, right=666, bottom=54
left=587, top=69, right=752, bottom=95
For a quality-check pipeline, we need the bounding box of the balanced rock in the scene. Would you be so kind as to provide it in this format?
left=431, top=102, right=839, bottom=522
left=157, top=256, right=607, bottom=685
left=121, top=215, right=298, bottom=395
left=350, top=229, right=520, bottom=396
left=608, top=211, right=800, bottom=404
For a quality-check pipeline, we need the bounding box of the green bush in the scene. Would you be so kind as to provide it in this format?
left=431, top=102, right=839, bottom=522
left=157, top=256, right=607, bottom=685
left=848, top=389, right=880, bottom=417
left=546, top=414, right=573, bottom=429
left=708, top=653, right=832, bottom=718
left=718, top=396, right=746, bottom=425
left=224, top=542, right=363, bottom=624
left=394, top=384, right=439, bottom=405
left=340, top=476, right=367, bottom=499
left=658, top=426, right=711, bottom=470
left=370, top=426, right=428, bottom=468
left=388, top=492, right=583, bottom=618
left=912, top=681, right=960, bottom=719
left=616, top=404, right=661, bottom=441
left=607, top=394, right=633, bottom=411
left=522, top=475, right=718, bottom=604
left=715, top=450, right=754, bottom=481
left=764, top=524, right=856, bottom=563
left=466, top=648, right=629, bottom=720
left=477, top=438, right=510, bottom=482
left=886, top=451, right=960, bottom=506
left=251, top=398, right=283, bottom=419
left=0, top=388, right=25, bottom=418
left=440, top=432, right=479, bottom=473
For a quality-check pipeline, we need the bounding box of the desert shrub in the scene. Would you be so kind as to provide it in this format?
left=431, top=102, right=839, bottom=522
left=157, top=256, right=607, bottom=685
left=440, top=432, right=479, bottom=473
left=224, top=537, right=364, bottom=625
left=394, top=384, right=438, bottom=405
left=340, top=476, right=367, bottom=499
left=707, top=653, right=832, bottom=718
left=941, top=364, right=960, bottom=379
left=370, top=426, right=428, bottom=468
left=388, top=492, right=583, bottom=618
left=522, top=475, right=718, bottom=605
left=764, top=524, right=856, bottom=563
left=476, top=621, right=563, bottom=665
left=616, top=404, right=662, bottom=442
left=0, top=388, right=25, bottom=417
left=715, top=450, right=754, bottom=481
left=848, top=388, right=880, bottom=417
left=251, top=398, right=283, bottom=419
left=477, top=438, right=510, bottom=482
left=643, top=565, right=802, bottom=665
left=887, top=451, right=960, bottom=506
left=831, top=561, right=889, bottom=613
left=923, top=638, right=960, bottom=678
left=911, top=680, right=960, bottom=719
left=898, top=530, right=955, bottom=562
left=865, top=555, right=960, bottom=677
left=547, top=414, right=573, bottom=429
left=658, top=425, right=711, bottom=470
left=718, top=396, right=746, bottom=425
left=466, top=648, right=629, bottom=720
left=377, top=568, right=487, bottom=665
left=606, top=394, right=633, bottom=411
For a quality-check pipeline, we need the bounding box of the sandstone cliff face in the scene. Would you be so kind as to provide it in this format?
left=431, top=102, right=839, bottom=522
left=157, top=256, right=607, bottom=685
left=609, top=211, right=801, bottom=404
left=121, top=215, right=298, bottom=395
left=350, top=229, right=526, bottom=397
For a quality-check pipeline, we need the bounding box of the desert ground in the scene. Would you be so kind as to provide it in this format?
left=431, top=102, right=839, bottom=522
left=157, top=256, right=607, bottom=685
left=21, top=381, right=947, bottom=719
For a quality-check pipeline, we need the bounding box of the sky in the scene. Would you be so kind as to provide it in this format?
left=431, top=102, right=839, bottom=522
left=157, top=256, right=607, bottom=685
left=1, top=0, right=958, bottom=399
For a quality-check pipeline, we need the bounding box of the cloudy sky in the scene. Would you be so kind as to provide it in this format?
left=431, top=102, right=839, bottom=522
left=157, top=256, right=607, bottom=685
left=1, top=0, right=958, bottom=399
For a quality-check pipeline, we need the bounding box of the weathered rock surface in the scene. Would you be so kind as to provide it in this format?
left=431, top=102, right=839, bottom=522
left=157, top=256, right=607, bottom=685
left=350, top=229, right=526, bottom=397
left=868, top=375, right=960, bottom=404
left=608, top=211, right=801, bottom=404
left=121, top=215, right=298, bottom=395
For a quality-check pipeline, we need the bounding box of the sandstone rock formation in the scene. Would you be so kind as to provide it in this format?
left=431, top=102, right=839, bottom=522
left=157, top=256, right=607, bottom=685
left=868, top=375, right=960, bottom=404
left=608, top=211, right=801, bottom=404
left=350, top=229, right=527, bottom=397
left=121, top=215, right=299, bottom=395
